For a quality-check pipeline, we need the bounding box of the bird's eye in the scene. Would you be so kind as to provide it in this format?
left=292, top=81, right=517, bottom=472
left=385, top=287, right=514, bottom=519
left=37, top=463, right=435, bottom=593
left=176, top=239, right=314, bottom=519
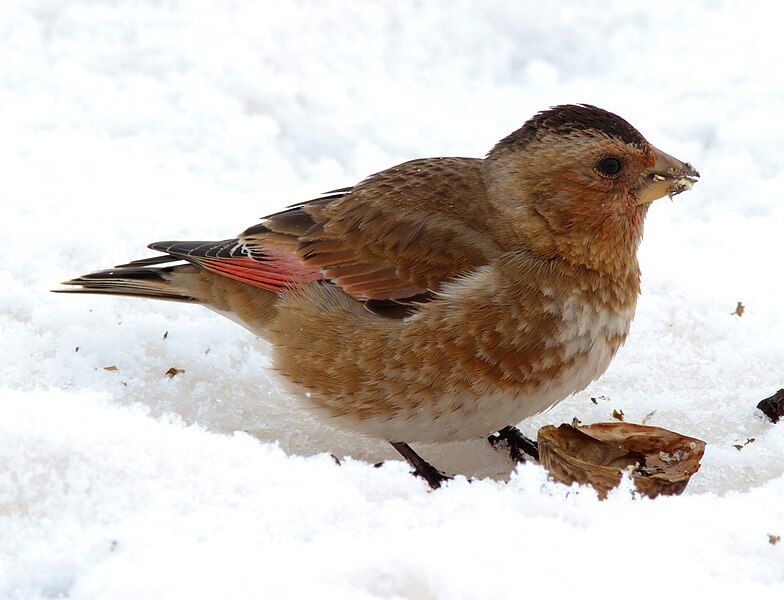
left=597, top=157, right=622, bottom=176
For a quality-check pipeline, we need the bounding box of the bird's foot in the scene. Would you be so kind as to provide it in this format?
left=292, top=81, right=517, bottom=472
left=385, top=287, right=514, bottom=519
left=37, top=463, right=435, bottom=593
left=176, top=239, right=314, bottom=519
left=412, top=462, right=452, bottom=489
left=390, top=441, right=452, bottom=489
left=488, top=425, right=539, bottom=463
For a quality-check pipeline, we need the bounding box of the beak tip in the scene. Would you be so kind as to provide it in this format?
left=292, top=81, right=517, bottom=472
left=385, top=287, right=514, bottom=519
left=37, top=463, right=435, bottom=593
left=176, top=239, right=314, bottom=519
left=637, top=152, right=700, bottom=205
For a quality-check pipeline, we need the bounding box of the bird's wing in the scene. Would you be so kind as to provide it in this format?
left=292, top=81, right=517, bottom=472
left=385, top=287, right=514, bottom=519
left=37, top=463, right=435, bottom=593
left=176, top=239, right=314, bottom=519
left=241, top=157, right=501, bottom=301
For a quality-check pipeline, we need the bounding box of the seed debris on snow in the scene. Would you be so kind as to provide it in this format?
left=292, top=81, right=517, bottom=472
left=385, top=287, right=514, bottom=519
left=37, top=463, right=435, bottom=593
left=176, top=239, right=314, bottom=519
left=732, top=437, right=756, bottom=451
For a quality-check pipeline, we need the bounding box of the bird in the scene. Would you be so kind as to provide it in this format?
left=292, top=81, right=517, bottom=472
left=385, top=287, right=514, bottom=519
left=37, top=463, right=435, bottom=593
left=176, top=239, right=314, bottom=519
left=57, top=104, right=699, bottom=488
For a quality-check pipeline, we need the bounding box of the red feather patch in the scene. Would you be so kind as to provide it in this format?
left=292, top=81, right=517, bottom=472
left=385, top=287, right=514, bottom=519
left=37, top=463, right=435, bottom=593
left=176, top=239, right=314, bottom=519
left=198, top=252, right=321, bottom=292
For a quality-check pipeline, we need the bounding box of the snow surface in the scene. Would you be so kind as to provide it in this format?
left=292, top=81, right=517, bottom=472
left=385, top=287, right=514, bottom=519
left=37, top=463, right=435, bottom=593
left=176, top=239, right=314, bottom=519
left=1, top=0, right=784, bottom=597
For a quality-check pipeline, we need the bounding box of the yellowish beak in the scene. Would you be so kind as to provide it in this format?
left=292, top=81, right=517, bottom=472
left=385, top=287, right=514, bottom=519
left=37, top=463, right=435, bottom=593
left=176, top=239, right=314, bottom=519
left=634, top=146, right=700, bottom=205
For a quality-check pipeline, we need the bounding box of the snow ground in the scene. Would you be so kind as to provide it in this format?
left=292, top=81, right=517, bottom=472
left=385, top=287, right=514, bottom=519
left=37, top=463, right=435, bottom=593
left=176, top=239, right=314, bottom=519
left=1, top=0, right=783, bottom=597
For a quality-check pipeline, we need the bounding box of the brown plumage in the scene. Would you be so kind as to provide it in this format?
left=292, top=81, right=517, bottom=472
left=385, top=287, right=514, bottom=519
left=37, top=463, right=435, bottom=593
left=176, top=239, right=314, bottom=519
left=58, top=104, right=699, bottom=486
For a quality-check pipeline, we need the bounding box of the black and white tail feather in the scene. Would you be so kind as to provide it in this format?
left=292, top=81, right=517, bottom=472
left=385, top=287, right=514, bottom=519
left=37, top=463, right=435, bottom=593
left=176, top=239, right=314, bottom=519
left=54, top=187, right=355, bottom=303
left=56, top=239, right=247, bottom=302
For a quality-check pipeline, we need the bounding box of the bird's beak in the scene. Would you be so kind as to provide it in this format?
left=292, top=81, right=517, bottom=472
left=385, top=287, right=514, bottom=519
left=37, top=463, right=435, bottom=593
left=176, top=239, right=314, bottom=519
left=634, top=146, right=700, bottom=205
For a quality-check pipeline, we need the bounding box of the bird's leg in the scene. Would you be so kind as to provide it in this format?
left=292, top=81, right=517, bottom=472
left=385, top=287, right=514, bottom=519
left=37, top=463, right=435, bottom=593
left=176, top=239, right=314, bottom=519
left=390, top=442, right=451, bottom=489
left=488, top=425, right=539, bottom=463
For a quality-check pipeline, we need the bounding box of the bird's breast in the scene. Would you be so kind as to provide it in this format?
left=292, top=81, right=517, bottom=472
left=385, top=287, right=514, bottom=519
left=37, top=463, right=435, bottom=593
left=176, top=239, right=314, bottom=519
left=538, top=290, right=635, bottom=404
left=405, top=289, right=637, bottom=441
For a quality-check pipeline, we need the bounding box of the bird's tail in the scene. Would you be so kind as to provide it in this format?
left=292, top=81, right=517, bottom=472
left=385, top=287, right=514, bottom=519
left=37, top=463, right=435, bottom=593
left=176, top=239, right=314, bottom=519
left=55, top=262, right=200, bottom=303
left=55, top=240, right=285, bottom=336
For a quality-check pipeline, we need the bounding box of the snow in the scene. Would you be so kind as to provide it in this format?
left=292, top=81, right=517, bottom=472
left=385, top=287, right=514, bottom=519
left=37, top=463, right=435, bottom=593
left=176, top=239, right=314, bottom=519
left=1, top=0, right=783, bottom=597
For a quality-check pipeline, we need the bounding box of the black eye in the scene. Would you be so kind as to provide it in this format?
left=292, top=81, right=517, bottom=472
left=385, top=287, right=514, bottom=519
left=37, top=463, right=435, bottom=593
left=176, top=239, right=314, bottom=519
left=598, top=157, right=622, bottom=176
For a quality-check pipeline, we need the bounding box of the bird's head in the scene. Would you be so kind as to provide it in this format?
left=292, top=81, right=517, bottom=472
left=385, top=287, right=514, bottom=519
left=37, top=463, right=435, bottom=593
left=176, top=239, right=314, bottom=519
left=484, top=104, right=699, bottom=276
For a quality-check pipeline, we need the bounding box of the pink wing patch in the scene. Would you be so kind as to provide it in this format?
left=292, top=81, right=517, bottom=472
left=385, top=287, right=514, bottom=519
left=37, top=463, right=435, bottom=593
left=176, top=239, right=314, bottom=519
left=198, top=250, right=322, bottom=292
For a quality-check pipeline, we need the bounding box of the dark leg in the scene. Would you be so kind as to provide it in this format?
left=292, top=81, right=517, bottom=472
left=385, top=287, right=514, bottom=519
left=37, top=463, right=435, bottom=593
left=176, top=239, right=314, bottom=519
left=390, top=442, right=451, bottom=489
left=488, top=425, right=539, bottom=463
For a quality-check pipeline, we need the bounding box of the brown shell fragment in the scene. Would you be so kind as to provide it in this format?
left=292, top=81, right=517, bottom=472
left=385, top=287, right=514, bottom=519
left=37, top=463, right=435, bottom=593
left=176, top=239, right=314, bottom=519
left=538, top=422, right=706, bottom=499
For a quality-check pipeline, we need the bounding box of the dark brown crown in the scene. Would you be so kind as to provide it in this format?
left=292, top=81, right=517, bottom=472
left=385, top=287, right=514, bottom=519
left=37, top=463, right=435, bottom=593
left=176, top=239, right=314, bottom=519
left=490, top=104, right=647, bottom=156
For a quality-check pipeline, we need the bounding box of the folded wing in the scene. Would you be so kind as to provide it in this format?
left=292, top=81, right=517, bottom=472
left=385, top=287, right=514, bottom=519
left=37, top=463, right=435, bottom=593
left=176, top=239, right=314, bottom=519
left=135, top=158, right=499, bottom=315
left=242, top=157, right=500, bottom=301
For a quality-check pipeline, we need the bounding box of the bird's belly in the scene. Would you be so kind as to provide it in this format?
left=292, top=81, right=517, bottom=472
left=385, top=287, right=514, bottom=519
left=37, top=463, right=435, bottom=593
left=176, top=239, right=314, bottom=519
left=352, top=332, right=623, bottom=443
left=270, top=281, right=635, bottom=443
left=306, top=297, right=633, bottom=443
